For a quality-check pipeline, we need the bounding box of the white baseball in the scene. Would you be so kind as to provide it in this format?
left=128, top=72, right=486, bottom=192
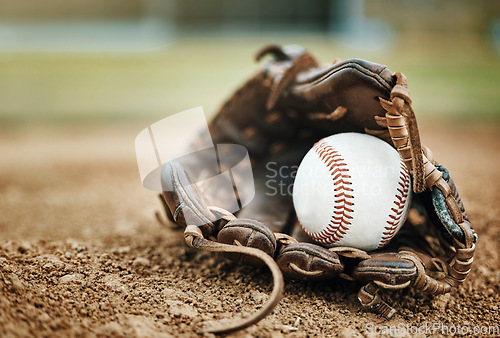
left=292, top=133, right=412, bottom=251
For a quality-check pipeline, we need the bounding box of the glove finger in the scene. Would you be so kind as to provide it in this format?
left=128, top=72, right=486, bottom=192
left=289, top=58, right=394, bottom=134
left=217, top=218, right=277, bottom=266
left=276, top=243, right=344, bottom=280
left=351, top=252, right=417, bottom=288
left=161, top=160, right=218, bottom=237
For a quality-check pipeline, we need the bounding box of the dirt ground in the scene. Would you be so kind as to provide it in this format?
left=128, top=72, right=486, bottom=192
left=0, top=122, right=499, bottom=337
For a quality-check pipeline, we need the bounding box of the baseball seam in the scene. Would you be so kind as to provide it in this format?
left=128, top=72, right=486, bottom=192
left=302, top=140, right=354, bottom=245
left=378, top=162, right=410, bottom=248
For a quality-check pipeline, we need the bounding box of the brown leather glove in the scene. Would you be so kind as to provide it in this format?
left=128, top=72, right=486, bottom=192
left=157, top=44, right=477, bottom=334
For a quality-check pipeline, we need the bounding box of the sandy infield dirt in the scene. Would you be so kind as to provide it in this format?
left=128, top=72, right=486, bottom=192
left=0, top=122, right=498, bottom=337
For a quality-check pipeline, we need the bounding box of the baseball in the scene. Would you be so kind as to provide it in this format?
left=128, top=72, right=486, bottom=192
left=292, top=133, right=412, bottom=251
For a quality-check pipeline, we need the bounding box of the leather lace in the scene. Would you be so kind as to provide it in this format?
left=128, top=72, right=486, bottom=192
left=184, top=225, right=284, bottom=334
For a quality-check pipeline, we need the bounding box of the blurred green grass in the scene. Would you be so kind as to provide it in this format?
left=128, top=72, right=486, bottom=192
left=0, top=35, right=499, bottom=126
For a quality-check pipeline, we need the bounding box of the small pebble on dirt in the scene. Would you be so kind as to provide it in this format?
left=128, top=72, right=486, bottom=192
left=132, top=257, right=150, bottom=267
left=59, top=273, right=85, bottom=284
left=7, top=274, right=25, bottom=293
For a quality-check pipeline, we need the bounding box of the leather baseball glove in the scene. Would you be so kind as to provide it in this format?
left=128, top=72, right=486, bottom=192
left=157, top=44, right=477, bottom=334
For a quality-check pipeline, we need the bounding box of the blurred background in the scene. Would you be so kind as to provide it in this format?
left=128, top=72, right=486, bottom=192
left=0, top=0, right=499, bottom=126
left=0, top=0, right=500, bottom=126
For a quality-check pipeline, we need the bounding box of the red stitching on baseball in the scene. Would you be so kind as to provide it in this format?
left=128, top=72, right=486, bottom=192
left=378, top=163, right=410, bottom=248
left=301, top=140, right=354, bottom=244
